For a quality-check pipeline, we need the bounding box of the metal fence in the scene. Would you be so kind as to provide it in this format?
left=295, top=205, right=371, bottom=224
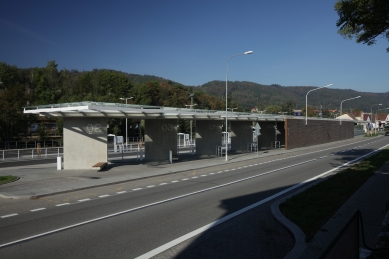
left=0, top=140, right=62, bottom=150
left=1, top=147, right=63, bottom=162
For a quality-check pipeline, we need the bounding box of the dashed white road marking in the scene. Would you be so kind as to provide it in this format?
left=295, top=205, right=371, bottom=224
left=1, top=213, right=18, bottom=218
left=147, top=185, right=155, bottom=188
left=159, top=183, right=167, bottom=185
left=78, top=198, right=91, bottom=202
left=98, top=194, right=110, bottom=198
left=56, top=203, right=70, bottom=207
left=133, top=188, right=142, bottom=191
left=117, top=191, right=127, bottom=194
left=31, top=208, right=46, bottom=212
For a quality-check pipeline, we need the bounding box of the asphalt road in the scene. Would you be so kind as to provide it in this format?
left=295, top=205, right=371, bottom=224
left=1, top=137, right=389, bottom=258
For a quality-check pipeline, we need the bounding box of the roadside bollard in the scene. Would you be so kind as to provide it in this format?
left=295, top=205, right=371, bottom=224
left=57, top=157, right=62, bottom=170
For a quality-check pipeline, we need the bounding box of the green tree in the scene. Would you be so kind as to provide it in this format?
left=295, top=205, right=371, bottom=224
left=265, top=105, right=282, bottom=115
left=335, top=0, right=389, bottom=52
left=302, top=105, right=316, bottom=117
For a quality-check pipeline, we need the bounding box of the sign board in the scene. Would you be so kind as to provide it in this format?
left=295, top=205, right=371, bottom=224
left=254, top=123, right=261, bottom=136
left=115, top=136, right=124, bottom=144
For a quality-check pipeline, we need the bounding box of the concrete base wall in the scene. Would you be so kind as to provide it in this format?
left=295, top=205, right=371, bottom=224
left=230, top=121, right=253, bottom=152
left=285, top=119, right=354, bottom=149
left=145, top=119, right=177, bottom=161
left=63, top=117, right=108, bottom=169
left=196, top=120, right=222, bottom=155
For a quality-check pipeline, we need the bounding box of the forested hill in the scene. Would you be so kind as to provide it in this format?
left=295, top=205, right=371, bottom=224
left=199, top=80, right=389, bottom=112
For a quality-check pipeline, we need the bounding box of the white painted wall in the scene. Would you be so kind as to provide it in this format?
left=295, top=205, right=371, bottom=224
left=63, top=117, right=108, bottom=169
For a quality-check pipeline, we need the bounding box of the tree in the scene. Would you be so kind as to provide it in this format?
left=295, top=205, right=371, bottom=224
left=265, top=105, right=282, bottom=115
left=302, top=106, right=316, bottom=117
left=335, top=0, right=389, bottom=52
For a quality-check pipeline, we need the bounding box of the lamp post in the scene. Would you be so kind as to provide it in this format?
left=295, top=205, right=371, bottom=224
left=225, top=50, right=253, bottom=161
left=371, top=103, right=382, bottom=134
left=185, top=94, right=197, bottom=144
left=119, top=97, right=134, bottom=149
left=340, top=96, right=361, bottom=125
left=305, top=84, right=333, bottom=125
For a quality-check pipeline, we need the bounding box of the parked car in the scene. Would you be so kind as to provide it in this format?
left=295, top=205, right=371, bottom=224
left=385, top=131, right=389, bottom=136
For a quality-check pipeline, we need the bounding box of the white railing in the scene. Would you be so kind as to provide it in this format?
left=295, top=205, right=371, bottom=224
left=1, top=147, right=63, bottom=162
left=0, top=140, right=62, bottom=149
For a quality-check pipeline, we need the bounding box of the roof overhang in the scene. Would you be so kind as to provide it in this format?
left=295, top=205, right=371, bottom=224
left=22, top=101, right=337, bottom=123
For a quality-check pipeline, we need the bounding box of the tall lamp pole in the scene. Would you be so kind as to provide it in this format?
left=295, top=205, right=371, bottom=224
left=119, top=97, right=134, bottom=149
left=340, top=96, right=361, bottom=125
left=225, top=50, right=253, bottom=161
left=185, top=93, right=197, bottom=144
left=305, top=84, right=333, bottom=125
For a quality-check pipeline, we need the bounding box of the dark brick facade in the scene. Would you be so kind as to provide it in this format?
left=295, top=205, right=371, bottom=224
left=285, top=119, right=354, bottom=150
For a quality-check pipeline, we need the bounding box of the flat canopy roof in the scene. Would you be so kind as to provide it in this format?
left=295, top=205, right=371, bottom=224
left=23, top=101, right=352, bottom=123
left=23, top=101, right=291, bottom=121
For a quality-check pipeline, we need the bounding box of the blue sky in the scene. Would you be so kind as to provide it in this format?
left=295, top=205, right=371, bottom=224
left=1, top=0, right=388, bottom=92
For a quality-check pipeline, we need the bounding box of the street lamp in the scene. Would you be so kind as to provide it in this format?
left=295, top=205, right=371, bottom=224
left=119, top=97, right=134, bottom=149
left=225, top=50, right=253, bottom=161
left=340, top=96, right=361, bottom=125
left=185, top=94, right=197, bottom=144
left=305, top=84, right=333, bottom=125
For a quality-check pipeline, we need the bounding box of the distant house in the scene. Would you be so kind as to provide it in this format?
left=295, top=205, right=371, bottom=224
left=350, top=110, right=362, bottom=121
left=293, top=109, right=303, bottom=116
left=328, top=109, right=338, bottom=118
left=375, top=113, right=389, bottom=130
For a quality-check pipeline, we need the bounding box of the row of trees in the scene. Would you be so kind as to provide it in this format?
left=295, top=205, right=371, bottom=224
left=0, top=61, right=240, bottom=141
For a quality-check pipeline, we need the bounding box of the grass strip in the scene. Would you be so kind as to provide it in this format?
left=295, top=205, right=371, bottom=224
left=0, top=175, right=18, bottom=185
left=279, top=148, right=389, bottom=242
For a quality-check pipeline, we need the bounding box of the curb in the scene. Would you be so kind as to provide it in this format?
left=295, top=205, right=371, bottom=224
left=271, top=197, right=307, bottom=259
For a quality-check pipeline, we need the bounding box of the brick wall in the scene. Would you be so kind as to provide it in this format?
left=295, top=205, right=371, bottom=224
left=285, top=119, right=354, bottom=150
